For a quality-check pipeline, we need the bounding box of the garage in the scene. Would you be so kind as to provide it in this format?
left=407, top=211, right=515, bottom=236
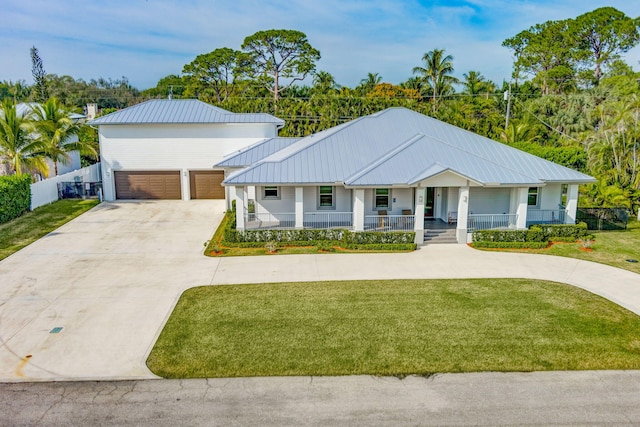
left=189, top=171, right=225, bottom=199
left=115, top=171, right=182, bottom=199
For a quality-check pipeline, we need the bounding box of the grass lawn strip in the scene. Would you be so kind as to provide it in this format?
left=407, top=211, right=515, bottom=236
left=0, top=199, right=99, bottom=261
left=147, top=279, right=640, bottom=378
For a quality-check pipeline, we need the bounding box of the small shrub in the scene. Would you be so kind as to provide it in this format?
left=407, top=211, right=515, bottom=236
left=265, top=241, right=279, bottom=253
left=577, top=238, right=594, bottom=249
left=316, top=241, right=335, bottom=252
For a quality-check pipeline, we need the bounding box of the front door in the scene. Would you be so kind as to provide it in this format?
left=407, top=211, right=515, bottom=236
left=424, top=187, right=435, bottom=218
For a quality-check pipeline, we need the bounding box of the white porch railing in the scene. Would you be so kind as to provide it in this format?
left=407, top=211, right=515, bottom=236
left=246, top=212, right=296, bottom=229
left=468, top=214, right=518, bottom=231
left=526, top=209, right=565, bottom=226
left=304, top=212, right=352, bottom=229
left=364, top=215, right=415, bottom=231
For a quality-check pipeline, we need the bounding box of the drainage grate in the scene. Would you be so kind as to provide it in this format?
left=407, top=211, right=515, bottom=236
left=626, top=259, right=638, bottom=263
left=50, top=327, right=63, bottom=334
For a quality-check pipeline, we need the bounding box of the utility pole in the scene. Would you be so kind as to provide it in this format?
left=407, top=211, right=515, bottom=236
left=504, top=81, right=512, bottom=129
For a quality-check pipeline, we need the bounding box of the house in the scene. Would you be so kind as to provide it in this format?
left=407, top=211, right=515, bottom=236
left=218, top=107, right=596, bottom=244
left=89, top=99, right=284, bottom=201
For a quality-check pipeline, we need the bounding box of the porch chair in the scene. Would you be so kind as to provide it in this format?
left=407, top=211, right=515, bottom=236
left=377, top=210, right=388, bottom=228
left=448, top=211, right=457, bottom=224
left=401, top=209, right=413, bottom=229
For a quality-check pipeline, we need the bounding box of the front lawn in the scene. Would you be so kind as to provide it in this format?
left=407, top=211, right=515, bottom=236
left=490, top=220, right=640, bottom=274
left=0, top=199, right=99, bottom=261
left=147, top=279, right=640, bottom=378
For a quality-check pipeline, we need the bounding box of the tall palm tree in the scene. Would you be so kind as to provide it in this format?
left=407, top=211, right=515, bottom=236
left=31, top=97, right=96, bottom=176
left=412, top=48, right=460, bottom=110
left=0, top=99, right=47, bottom=175
left=358, top=72, right=382, bottom=95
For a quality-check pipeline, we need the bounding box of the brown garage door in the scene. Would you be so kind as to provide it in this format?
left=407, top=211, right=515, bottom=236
left=189, top=171, right=225, bottom=199
left=115, top=171, right=181, bottom=199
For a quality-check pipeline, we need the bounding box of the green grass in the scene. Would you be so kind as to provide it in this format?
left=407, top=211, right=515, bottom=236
left=492, top=220, right=640, bottom=274
left=147, top=279, right=640, bottom=378
left=0, top=199, right=99, bottom=261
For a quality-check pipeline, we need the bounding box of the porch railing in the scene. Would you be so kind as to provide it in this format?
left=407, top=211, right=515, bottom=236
left=303, top=212, right=353, bottom=229
left=468, top=214, right=518, bottom=231
left=246, top=212, right=296, bottom=229
left=526, top=209, right=565, bottom=226
left=364, top=215, right=415, bottom=231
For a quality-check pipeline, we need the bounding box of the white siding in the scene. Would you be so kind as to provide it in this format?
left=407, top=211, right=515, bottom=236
left=99, top=123, right=277, bottom=201
left=447, top=187, right=459, bottom=217
left=540, top=183, right=562, bottom=209
left=255, top=186, right=295, bottom=213
left=363, top=188, right=413, bottom=215
left=469, top=187, right=511, bottom=214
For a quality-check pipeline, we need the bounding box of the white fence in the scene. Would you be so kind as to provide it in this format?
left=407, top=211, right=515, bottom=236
left=30, top=163, right=102, bottom=210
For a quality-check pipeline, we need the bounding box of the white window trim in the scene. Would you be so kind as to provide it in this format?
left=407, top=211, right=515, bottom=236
left=318, top=186, right=335, bottom=210
left=527, top=187, right=540, bottom=208
left=263, top=186, right=280, bottom=200
left=374, top=188, right=391, bottom=210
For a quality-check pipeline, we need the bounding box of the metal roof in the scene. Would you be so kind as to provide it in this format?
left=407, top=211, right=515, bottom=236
left=216, top=137, right=302, bottom=167
left=88, top=99, right=284, bottom=125
left=223, top=107, right=595, bottom=187
left=15, top=103, right=86, bottom=121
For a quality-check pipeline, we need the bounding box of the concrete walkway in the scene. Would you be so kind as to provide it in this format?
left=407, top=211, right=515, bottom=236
left=1, top=200, right=639, bottom=382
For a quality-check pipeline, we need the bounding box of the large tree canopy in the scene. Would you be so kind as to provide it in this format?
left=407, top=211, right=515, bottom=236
left=182, top=47, right=250, bottom=102
left=241, top=29, right=320, bottom=103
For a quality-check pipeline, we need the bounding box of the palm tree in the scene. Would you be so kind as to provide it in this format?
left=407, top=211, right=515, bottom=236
left=0, top=99, right=47, bottom=175
left=312, top=71, right=339, bottom=96
left=412, top=49, right=460, bottom=110
left=357, top=72, right=382, bottom=95
left=31, top=97, right=96, bottom=176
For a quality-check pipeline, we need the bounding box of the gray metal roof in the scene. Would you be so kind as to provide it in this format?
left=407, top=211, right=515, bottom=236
left=88, top=99, right=284, bottom=125
left=216, top=137, right=302, bottom=168
left=223, top=107, right=595, bottom=187
left=15, top=103, right=85, bottom=121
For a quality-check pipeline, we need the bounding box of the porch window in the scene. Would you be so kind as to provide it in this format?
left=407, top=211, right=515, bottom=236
left=318, top=186, right=335, bottom=208
left=527, top=187, right=539, bottom=206
left=263, top=186, right=279, bottom=199
left=375, top=188, right=390, bottom=209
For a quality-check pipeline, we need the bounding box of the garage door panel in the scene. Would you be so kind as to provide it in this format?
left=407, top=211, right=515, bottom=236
left=190, top=171, right=224, bottom=199
left=115, top=171, right=181, bottom=200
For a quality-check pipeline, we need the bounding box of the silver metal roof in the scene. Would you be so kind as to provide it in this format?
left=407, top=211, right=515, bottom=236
left=15, top=103, right=85, bottom=121
left=88, top=99, right=284, bottom=125
left=216, top=137, right=302, bottom=168
left=224, top=107, right=595, bottom=187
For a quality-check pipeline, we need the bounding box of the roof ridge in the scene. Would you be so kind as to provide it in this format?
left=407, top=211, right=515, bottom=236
left=344, top=133, right=425, bottom=184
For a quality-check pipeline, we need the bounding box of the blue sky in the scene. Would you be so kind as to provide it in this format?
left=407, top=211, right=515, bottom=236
left=2, top=0, right=640, bottom=90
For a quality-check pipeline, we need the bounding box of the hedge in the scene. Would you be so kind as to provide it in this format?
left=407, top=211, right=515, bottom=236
left=0, top=174, right=31, bottom=224
left=471, top=228, right=546, bottom=243
left=471, top=241, right=549, bottom=249
left=535, top=223, right=589, bottom=240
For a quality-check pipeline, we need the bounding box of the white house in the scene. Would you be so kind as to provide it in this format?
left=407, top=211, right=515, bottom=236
left=89, top=99, right=284, bottom=201
left=218, top=107, right=596, bottom=244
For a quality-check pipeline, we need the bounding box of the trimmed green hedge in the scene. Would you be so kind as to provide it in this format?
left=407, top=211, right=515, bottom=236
left=536, top=223, right=589, bottom=240
left=0, top=174, right=31, bottom=224
left=471, top=241, right=549, bottom=249
left=472, top=228, right=546, bottom=243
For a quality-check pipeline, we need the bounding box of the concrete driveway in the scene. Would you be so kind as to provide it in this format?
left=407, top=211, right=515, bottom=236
left=1, top=200, right=640, bottom=382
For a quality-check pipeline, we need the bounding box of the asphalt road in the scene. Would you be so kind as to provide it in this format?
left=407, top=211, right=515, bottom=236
left=3, top=371, right=640, bottom=426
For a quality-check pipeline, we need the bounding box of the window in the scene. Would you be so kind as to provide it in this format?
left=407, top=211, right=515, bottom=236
left=263, top=186, right=279, bottom=199
left=318, top=186, right=334, bottom=208
left=527, top=187, right=539, bottom=206
left=375, top=188, right=390, bottom=209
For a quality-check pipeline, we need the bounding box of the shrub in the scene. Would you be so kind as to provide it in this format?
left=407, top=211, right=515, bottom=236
left=471, top=241, right=549, bottom=249
left=472, top=228, right=545, bottom=243
left=0, top=174, right=31, bottom=224
left=536, top=223, right=589, bottom=241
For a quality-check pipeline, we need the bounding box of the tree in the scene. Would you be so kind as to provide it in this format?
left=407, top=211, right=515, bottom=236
left=0, top=99, right=47, bottom=175
left=182, top=48, right=250, bottom=102
left=241, top=29, right=321, bottom=105
left=412, top=48, right=459, bottom=110
left=357, top=72, right=382, bottom=95
left=30, top=46, right=49, bottom=102
left=572, top=7, right=640, bottom=85
left=503, top=19, right=577, bottom=94
left=311, top=71, right=339, bottom=96
left=31, top=97, right=97, bottom=176
left=462, top=71, right=496, bottom=97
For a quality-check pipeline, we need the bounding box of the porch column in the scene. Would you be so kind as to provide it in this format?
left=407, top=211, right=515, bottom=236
left=515, top=187, right=528, bottom=229
left=226, top=185, right=236, bottom=211
left=414, top=188, right=425, bottom=245
left=456, top=186, right=469, bottom=244
left=565, top=184, right=579, bottom=224
left=181, top=168, right=190, bottom=201
left=234, top=186, right=245, bottom=231
left=295, top=187, right=304, bottom=229
left=353, top=189, right=365, bottom=231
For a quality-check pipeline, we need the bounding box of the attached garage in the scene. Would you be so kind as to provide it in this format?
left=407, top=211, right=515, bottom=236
left=189, top=171, right=225, bottom=199
left=115, top=171, right=181, bottom=200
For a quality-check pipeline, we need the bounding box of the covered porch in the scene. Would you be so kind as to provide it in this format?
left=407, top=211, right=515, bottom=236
left=231, top=182, right=580, bottom=244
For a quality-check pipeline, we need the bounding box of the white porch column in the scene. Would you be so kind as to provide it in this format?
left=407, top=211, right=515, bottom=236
left=353, top=189, right=365, bottom=231
left=456, top=186, right=469, bottom=243
left=234, top=186, right=245, bottom=231
left=180, top=168, right=190, bottom=201
left=515, top=187, right=528, bottom=229
left=295, top=187, right=304, bottom=229
left=226, top=185, right=236, bottom=211
left=414, top=188, right=425, bottom=245
left=565, top=184, right=579, bottom=224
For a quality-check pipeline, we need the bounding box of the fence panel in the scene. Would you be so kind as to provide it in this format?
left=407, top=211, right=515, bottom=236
left=576, top=207, right=628, bottom=230
left=30, top=163, right=102, bottom=210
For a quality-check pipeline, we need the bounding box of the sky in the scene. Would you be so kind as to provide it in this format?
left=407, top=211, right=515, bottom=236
left=2, top=0, right=640, bottom=91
